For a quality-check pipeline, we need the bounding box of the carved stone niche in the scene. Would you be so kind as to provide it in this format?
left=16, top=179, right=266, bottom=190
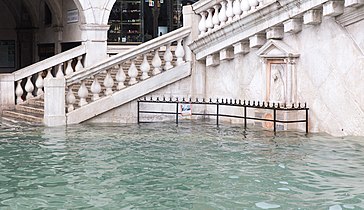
left=256, top=40, right=300, bottom=105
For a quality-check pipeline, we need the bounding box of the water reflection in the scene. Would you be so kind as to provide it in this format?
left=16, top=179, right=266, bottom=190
left=0, top=123, right=363, bottom=209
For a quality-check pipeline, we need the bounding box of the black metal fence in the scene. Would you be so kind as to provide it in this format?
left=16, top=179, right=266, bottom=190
left=137, top=97, right=309, bottom=133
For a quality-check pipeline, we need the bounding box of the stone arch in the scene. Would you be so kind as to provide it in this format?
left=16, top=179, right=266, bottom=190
left=101, top=0, right=117, bottom=25
left=43, top=0, right=62, bottom=26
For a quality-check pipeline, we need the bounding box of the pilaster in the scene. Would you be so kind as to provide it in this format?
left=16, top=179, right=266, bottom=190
left=0, top=74, right=15, bottom=111
left=80, top=24, right=110, bottom=67
left=44, top=78, right=66, bottom=127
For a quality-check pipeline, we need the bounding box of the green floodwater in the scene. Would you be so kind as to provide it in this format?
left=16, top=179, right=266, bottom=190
left=0, top=122, right=364, bottom=210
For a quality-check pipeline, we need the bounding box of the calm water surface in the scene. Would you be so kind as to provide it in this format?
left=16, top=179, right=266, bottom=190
left=0, top=122, right=364, bottom=209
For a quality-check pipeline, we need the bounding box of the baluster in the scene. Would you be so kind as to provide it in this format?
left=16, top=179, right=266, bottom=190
left=198, top=11, right=207, bottom=37
left=15, top=80, right=23, bottom=104
left=233, top=0, right=242, bottom=20
left=241, top=0, right=251, bottom=14
left=116, top=64, right=126, bottom=90
left=75, top=56, right=84, bottom=71
left=128, top=59, right=138, bottom=85
left=212, top=4, right=221, bottom=29
left=25, top=76, right=34, bottom=99
left=78, top=80, right=88, bottom=107
left=164, top=44, right=173, bottom=70
left=249, top=0, right=259, bottom=9
left=175, top=39, right=185, bottom=66
left=152, top=49, right=162, bottom=75
left=45, top=68, right=53, bottom=79
left=258, top=0, right=264, bottom=6
left=56, top=63, right=64, bottom=78
left=219, top=1, right=227, bottom=26
left=226, top=0, right=234, bottom=22
left=104, top=69, right=114, bottom=95
left=35, top=72, right=44, bottom=96
left=91, top=76, right=101, bottom=100
left=140, top=54, right=150, bottom=80
left=65, top=60, right=73, bottom=75
left=205, top=9, right=214, bottom=33
left=66, top=86, right=76, bottom=112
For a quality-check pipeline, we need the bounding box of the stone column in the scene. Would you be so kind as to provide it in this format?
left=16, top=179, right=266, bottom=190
left=54, top=26, right=63, bottom=54
left=0, top=74, right=15, bottom=111
left=260, top=58, right=268, bottom=101
left=80, top=24, right=110, bottom=67
left=44, top=78, right=66, bottom=127
left=183, top=5, right=206, bottom=99
left=285, top=57, right=295, bottom=104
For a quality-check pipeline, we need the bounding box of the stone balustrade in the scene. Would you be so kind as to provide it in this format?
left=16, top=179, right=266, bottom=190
left=65, top=27, right=191, bottom=113
left=13, top=45, right=86, bottom=105
left=195, top=0, right=273, bottom=37
left=190, top=0, right=361, bottom=65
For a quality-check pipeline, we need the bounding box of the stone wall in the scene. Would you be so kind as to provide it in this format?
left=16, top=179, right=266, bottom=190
left=199, top=17, right=364, bottom=136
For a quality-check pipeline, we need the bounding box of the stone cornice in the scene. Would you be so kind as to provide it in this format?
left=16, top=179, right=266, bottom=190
left=189, top=0, right=331, bottom=60
left=336, top=5, right=364, bottom=26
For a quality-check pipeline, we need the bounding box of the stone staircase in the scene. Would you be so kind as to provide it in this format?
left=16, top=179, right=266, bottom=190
left=1, top=98, right=44, bottom=125
left=0, top=51, right=170, bottom=125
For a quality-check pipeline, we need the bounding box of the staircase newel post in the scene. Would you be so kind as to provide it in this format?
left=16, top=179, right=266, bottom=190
left=44, top=77, right=66, bottom=127
left=182, top=5, right=198, bottom=62
left=0, top=74, right=15, bottom=111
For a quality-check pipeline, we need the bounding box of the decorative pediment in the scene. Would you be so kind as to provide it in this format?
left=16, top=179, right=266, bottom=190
left=256, top=40, right=299, bottom=58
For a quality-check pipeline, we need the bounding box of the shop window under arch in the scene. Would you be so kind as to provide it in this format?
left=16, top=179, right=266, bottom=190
left=107, top=0, right=183, bottom=44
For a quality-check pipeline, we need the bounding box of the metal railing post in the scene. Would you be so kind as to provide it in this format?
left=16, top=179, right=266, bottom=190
left=273, top=108, right=277, bottom=133
left=244, top=106, right=247, bottom=129
left=137, top=100, right=140, bottom=124
left=306, top=108, right=309, bottom=134
left=176, top=102, right=179, bottom=125
left=216, top=103, right=219, bottom=126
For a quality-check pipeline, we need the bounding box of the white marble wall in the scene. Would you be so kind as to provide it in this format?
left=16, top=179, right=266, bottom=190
left=199, top=17, right=364, bottom=136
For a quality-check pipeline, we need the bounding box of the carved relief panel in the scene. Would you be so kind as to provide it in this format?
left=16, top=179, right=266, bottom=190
left=256, top=40, right=299, bottom=105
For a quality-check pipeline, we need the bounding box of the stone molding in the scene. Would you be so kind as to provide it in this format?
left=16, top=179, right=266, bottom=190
left=189, top=0, right=332, bottom=60
left=336, top=5, right=364, bottom=26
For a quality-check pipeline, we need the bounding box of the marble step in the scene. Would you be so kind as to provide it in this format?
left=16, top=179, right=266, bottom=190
left=2, top=109, right=43, bottom=123
left=16, top=104, right=44, bottom=115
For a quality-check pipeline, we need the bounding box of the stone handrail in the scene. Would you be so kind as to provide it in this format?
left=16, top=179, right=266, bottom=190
left=66, top=27, right=191, bottom=86
left=64, top=26, right=192, bottom=113
left=14, top=45, right=86, bottom=81
left=13, top=45, right=86, bottom=104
